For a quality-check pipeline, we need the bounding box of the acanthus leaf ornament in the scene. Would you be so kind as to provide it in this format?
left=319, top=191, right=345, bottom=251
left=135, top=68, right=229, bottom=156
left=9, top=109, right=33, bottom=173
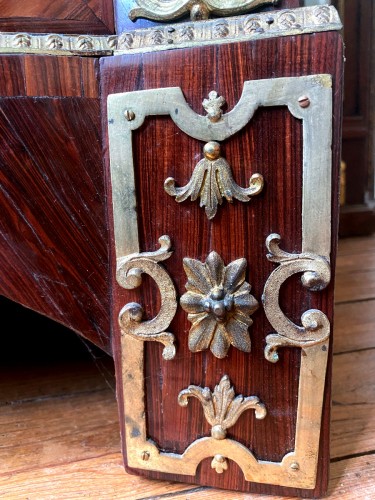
left=117, top=235, right=177, bottom=360
left=180, top=251, right=258, bottom=358
left=164, top=141, right=264, bottom=219
left=178, top=375, right=267, bottom=440
left=262, top=234, right=331, bottom=363
left=129, top=0, right=279, bottom=22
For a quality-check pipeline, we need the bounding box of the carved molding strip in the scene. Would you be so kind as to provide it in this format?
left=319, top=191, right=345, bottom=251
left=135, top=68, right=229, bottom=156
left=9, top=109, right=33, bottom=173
left=117, top=235, right=177, bottom=360
left=0, top=32, right=116, bottom=56
left=262, top=234, right=331, bottom=363
left=117, top=6, right=342, bottom=55
left=129, top=0, right=278, bottom=22
left=0, top=7, right=341, bottom=57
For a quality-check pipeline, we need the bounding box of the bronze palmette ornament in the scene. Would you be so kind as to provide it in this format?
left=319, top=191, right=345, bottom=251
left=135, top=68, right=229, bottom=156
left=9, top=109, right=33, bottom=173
left=0, top=0, right=345, bottom=495
left=164, top=140, right=264, bottom=219
left=178, top=375, right=267, bottom=440
left=164, top=91, right=264, bottom=219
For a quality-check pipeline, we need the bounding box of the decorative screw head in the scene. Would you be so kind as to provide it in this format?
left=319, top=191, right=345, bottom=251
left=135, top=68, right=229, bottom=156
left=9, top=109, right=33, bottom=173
left=298, top=96, right=310, bottom=108
left=141, top=451, right=150, bottom=461
left=124, top=109, right=135, bottom=121
left=204, top=141, right=221, bottom=161
left=290, top=462, right=300, bottom=471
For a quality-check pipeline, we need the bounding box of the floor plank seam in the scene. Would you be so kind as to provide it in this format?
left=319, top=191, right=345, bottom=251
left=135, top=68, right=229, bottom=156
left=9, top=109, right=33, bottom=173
left=332, top=346, right=375, bottom=356
left=334, top=297, right=375, bottom=306
left=0, top=452, right=122, bottom=478
left=137, top=486, right=210, bottom=500
left=331, top=450, right=375, bottom=463
left=0, top=387, right=113, bottom=407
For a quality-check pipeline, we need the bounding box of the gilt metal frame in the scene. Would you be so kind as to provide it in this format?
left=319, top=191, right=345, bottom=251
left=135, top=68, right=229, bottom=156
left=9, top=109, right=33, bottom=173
left=107, top=74, right=333, bottom=489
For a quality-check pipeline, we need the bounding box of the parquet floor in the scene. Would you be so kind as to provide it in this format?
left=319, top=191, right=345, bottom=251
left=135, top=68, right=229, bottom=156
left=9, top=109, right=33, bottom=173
left=1, top=236, right=374, bottom=499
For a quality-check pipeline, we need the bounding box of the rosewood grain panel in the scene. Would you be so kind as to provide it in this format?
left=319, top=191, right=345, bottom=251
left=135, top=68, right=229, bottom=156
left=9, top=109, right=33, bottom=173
left=81, top=58, right=100, bottom=99
left=0, top=56, right=26, bottom=97
left=0, top=97, right=110, bottom=352
left=21, top=55, right=100, bottom=98
left=0, top=55, right=100, bottom=99
left=134, top=108, right=301, bottom=463
left=24, top=55, right=82, bottom=97
left=101, top=29, right=343, bottom=497
left=0, top=0, right=114, bottom=34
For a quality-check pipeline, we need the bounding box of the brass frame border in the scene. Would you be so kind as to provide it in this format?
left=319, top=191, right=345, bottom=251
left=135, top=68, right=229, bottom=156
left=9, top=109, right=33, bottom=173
left=107, top=74, right=332, bottom=489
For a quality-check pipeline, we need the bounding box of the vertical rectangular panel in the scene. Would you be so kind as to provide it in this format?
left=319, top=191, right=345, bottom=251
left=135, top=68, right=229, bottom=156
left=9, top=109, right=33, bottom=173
left=102, top=8, right=343, bottom=496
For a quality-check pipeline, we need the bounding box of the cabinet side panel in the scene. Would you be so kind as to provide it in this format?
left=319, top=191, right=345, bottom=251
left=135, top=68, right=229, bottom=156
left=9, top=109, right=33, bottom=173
left=101, top=30, right=343, bottom=495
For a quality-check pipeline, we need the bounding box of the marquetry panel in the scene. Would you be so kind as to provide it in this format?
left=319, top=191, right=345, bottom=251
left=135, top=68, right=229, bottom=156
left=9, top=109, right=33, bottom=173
left=0, top=0, right=114, bottom=34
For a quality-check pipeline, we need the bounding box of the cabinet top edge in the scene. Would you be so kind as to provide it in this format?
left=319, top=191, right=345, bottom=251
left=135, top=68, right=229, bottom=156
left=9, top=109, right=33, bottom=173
left=0, top=6, right=341, bottom=57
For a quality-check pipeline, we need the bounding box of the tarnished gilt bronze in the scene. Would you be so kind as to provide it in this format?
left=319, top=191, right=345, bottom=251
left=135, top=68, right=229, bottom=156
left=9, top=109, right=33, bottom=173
left=262, top=234, right=331, bottom=363
left=164, top=141, right=264, bottom=219
left=129, top=0, right=278, bottom=22
left=108, top=74, right=334, bottom=488
left=180, top=251, right=258, bottom=358
left=178, top=375, right=267, bottom=440
left=117, top=235, right=177, bottom=361
left=0, top=7, right=342, bottom=57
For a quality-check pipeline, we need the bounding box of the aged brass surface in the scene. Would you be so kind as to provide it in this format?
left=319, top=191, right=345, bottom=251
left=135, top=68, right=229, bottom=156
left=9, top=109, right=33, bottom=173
left=211, top=454, right=228, bottom=474
left=164, top=141, right=264, bottom=219
left=180, top=251, right=258, bottom=358
left=117, top=6, right=342, bottom=55
left=108, top=74, right=334, bottom=488
left=0, top=32, right=115, bottom=55
left=117, top=235, right=177, bottom=360
left=0, top=7, right=341, bottom=57
left=120, top=337, right=329, bottom=488
left=129, top=0, right=278, bottom=22
left=262, top=233, right=331, bottom=363
left=202, top=91, right=226, bottom=123
left=178, top=375, right=266, bottom=440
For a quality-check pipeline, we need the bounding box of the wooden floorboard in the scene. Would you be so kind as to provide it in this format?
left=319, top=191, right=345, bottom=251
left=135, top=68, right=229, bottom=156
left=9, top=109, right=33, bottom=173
left=334, top=300, right=375, bottom=353
left=331, top=350, right=375, bottom=459
left=1, top=235, right=374, bottom=498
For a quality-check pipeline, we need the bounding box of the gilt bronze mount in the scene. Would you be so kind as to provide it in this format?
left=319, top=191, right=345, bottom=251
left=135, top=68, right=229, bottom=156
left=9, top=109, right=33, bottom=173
left=107, top=74, right=333, bottom=489
left=180, top=251, right=258, bottom=358
left=129, top=0, right=279, bottom=22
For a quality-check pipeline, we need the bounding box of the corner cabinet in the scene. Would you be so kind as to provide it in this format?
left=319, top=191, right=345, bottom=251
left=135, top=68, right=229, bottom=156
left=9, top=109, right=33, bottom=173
left=0, top=1, right=343, bottom=496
